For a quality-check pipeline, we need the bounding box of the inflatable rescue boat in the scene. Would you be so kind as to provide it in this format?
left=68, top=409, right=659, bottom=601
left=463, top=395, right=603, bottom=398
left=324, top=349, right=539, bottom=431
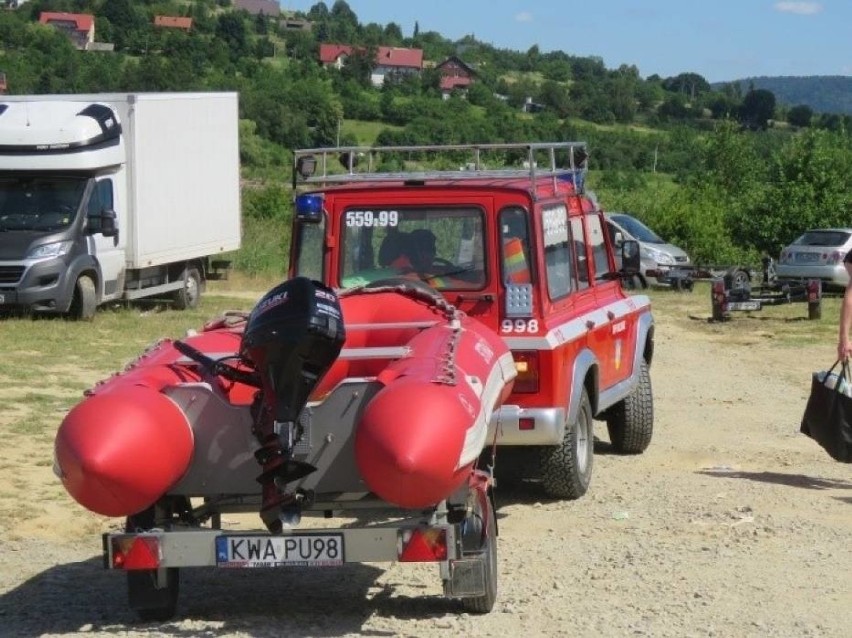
left=54, top=278, right=516, bottom=530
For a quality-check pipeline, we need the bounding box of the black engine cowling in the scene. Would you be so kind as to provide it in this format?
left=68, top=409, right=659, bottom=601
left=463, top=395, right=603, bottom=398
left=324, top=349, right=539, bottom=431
left=240, top=277, right=346, bottom=424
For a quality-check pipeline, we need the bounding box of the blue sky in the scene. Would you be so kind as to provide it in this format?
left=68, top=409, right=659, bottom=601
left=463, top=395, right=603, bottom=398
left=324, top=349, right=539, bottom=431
left=283, top=1, right=851, bottom=83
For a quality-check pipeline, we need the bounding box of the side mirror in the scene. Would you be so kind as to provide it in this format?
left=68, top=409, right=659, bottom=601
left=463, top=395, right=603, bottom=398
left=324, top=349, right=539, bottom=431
left=621, top=239, right=641, bottom=274
left=99, top=209, right=118, bottom=238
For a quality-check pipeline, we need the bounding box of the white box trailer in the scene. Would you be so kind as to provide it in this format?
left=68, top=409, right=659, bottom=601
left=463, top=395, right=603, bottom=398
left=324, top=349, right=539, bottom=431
left=0, top=92, right=241, bottom=319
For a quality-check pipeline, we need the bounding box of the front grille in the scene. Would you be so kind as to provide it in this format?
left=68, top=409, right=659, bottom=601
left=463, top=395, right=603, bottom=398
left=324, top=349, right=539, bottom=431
left=674, top=256, right=689, bottom=263
left=0, top=266, right=25, bottom=285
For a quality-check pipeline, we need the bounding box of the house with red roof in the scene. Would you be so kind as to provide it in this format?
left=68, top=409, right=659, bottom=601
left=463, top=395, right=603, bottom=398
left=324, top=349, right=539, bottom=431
left=39, top=12, right=94, bottom=50
left=319, top=44, right=423, bottom=87
left=437, top=56, right=477, bottom=97
left=154, top=16, right=193, bottom=31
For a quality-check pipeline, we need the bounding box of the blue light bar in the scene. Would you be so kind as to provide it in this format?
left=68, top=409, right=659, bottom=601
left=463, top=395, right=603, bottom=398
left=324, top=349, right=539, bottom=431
left=295, top=193, right=324, bottom=222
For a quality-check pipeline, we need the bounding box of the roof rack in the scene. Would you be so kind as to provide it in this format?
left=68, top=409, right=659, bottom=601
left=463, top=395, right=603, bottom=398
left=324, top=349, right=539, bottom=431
left=291, top=141, right=589, bottom=193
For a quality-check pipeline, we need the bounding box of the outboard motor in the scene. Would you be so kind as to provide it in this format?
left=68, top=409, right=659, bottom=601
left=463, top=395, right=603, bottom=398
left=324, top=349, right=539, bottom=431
left=240, top=277, right=346, bottom=532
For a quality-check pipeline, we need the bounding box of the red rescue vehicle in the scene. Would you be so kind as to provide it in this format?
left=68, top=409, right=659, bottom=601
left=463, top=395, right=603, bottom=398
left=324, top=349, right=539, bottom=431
left=290, top=141, right=656, bottom=499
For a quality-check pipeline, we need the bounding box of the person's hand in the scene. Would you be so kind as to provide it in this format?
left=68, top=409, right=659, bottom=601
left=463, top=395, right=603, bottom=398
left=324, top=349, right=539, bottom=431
left=838, top=338, right=852, bottom=361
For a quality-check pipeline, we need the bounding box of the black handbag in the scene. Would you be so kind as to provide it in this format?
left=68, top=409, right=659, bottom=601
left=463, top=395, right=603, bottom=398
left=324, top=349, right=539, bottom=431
left=800, top=359, right=852, bottom=463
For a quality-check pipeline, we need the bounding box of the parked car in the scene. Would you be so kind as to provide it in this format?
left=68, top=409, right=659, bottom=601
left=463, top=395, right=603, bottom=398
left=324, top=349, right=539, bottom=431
left=776, top=228, right=852, bottom=290
left=605, top=212, right=692, bottom=286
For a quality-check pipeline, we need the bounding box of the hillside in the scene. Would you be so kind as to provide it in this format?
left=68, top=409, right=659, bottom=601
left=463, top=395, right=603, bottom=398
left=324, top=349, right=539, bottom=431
left=714, top=76, right=852, bottom=114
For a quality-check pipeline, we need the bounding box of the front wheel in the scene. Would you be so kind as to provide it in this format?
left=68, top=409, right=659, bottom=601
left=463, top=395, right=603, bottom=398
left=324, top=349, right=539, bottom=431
left=172, top=266, right=201, bottom=310
left=540, top=388, right=594, bottom=499
left=68, top=275, right=97, bottom=321
left=606, top=360, right=654, bottom=454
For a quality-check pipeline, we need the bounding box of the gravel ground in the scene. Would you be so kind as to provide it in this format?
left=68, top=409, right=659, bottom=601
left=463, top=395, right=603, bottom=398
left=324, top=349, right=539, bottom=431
left=1, top=300, right=850, bottom=638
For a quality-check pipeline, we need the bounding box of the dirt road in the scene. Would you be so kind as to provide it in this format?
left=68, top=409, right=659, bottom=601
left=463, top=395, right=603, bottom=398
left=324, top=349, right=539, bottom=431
left=1, top=294, right=850, bottom=637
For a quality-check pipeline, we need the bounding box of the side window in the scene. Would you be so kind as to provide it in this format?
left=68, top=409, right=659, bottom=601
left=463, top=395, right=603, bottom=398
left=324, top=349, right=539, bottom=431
left=541, top=204, right=574, bottom=299
left=85, top=178, right=114, bottom=235
left=587, top=215, right=610, bottom=280
left=571, top=217, right=590, bottom=290
left=499, top=207, right=532, bottom=284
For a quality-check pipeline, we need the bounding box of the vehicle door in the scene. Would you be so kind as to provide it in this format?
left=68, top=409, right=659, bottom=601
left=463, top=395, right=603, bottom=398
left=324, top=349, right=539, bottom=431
left=86, top=177, right=125, bottom=299
left=584, top=212, right=634, bottom=388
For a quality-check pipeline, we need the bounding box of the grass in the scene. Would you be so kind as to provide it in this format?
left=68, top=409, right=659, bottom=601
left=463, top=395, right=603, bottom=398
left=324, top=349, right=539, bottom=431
left=341, top=119, right=403, bottom=145
left=643, top=280, right=841, bottom=349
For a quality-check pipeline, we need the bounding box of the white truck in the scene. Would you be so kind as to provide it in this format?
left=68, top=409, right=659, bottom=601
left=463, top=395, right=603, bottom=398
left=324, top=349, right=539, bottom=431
left=0, top=92, right=241, bottom=319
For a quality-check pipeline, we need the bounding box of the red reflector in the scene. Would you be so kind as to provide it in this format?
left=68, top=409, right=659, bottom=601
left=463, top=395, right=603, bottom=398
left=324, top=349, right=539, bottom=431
left=518, top=417, right=535, bottom=431
left=399, top=528, right=447, bottom=562
left=112, top=536, right=161, bottom=570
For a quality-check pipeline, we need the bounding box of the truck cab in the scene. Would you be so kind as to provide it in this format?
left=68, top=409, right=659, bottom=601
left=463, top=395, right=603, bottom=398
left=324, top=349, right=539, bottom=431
left=0, top=94, right=241, bottom=320
left=289, top=142, right=655, bottom=499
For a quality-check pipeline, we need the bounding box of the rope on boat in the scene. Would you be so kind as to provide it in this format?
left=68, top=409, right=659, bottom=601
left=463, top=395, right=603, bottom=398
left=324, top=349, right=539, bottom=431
left=340, top=283, right=463, bottom=386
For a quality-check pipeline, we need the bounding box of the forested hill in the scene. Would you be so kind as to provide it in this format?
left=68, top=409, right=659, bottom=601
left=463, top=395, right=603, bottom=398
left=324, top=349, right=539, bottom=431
left=715, top=76, right=852, bottom=115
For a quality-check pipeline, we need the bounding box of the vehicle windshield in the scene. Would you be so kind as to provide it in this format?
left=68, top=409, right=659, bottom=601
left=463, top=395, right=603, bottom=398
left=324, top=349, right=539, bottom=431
left=0, top=176, right=87, bottom=232
left=609, top=213, right=665, bottom=244
left=792, top=230, right=852, bottom=247
left=339, top=206, right=486, bottom=290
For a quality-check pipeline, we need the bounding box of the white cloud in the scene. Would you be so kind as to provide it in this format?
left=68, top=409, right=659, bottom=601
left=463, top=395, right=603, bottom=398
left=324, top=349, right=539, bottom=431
left=515, top=12, right=534, bottom=23
left=774, top=2, right=823, bottom=15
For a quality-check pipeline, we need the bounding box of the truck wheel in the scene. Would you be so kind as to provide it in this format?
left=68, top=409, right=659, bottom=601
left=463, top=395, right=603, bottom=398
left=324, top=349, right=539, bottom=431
left=606, top=360, right=654, bottom=454
left=539, top=388, right=593, bottom=500
left=459, top=493, right=498, bottom=614
left=125, top=508, right=180, bottom=622
left=172, top=267, right=201, bottom=310
left=68, top=275, right=97, bottom=321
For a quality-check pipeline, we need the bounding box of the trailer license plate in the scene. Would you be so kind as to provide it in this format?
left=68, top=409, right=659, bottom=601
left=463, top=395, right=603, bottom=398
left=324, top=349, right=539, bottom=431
left=728, top=301, right=761, bottom=311
left=215, top=534, right=344, bottom=567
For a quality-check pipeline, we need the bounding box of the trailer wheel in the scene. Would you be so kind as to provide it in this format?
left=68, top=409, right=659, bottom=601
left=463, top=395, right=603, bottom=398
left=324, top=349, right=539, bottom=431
left=68, top=275, right=97, bottom=321
left=172, top=266, right=201, bottom=310
left=125, top=508, right=180, bottom=622
left=539, top=388, right=593, bottom=499
left=728, top=268, right=751, bottom=290
left=459, top=493, right=498, bottom=614
left=606, top=360, right=654, bottom=454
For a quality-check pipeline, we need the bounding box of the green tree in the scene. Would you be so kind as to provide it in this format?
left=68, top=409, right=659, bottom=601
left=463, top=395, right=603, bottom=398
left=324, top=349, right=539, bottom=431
left=787, top=104, right=813, bottom=128
left=738, top=89, right=776, bottom=130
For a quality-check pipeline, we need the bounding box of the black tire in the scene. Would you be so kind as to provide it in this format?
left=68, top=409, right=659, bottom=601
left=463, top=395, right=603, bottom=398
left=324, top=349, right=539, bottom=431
left=540, top=388, right=594, bottom=499
left=125, top=508, right=180, bottom=622
left=460, top=494, right=498, bottom=614
left=128, top=569, right=180, bottom=623
left=732, top=269, right=750, bottom=289
left=606, top=360, right=654, bottom=454
left=172, top=266, right=201, bottom=310
left=68, top=275, right=97, bottom=321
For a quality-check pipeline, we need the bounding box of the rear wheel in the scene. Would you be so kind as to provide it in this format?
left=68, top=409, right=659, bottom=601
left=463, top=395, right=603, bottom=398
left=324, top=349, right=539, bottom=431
left=540, top=389, right=594, bottom=499
left=125, top=507, right=180, bottom=622
left=172, top=266, right=201, bottom=310
left=606, top=360, right=654, bottom=454
left=68, top=275, right=97, bottom=321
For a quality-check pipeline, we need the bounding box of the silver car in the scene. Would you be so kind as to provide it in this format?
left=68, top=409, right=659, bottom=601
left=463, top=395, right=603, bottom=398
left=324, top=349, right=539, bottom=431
left=605, top=212, right=692, bottom=285
left=777, top=228, right=852, bottom=290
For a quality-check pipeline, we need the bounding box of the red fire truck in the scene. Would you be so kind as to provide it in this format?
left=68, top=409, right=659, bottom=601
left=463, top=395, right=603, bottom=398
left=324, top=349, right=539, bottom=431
left=289, top=141, right=656, bottom=499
